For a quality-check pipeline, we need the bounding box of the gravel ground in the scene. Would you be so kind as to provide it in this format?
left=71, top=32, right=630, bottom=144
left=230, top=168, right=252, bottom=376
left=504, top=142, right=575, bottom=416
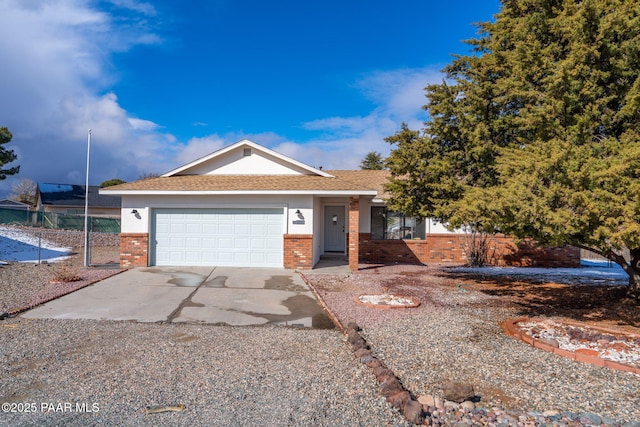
left=0, top=246, right=120, bottom=314
left=1, top=226, right=638, bottom=426
left=0, top=230, right=408, bottom=426
left=0, top=319, right=409, bottom=426
left=303, top=266, right=640, bottom=425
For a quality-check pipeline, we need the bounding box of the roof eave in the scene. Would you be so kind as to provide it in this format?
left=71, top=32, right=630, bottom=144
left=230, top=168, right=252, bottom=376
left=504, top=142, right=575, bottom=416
left=99, top=189, right=379, bottom=196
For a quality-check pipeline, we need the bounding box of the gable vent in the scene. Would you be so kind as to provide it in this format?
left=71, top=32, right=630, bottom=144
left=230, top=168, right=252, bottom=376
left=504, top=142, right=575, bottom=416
left=243, top=148, right=251, bottom=156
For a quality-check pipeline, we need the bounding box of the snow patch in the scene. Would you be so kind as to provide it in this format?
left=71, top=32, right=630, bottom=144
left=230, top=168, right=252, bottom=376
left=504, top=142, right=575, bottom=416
left=451, top=260, right=628, bottom=285
left=0, top=226, right=71, bottom=263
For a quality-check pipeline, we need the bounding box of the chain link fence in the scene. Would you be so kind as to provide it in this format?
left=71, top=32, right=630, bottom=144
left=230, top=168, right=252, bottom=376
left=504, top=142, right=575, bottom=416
left=0, top=207, right=120, bottom=233
left=0, top=207, right=120, bottom=266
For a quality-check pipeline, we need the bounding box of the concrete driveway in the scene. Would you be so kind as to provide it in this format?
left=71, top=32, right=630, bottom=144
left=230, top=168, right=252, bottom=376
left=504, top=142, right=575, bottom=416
left=22, top=267, right=334, bottom=328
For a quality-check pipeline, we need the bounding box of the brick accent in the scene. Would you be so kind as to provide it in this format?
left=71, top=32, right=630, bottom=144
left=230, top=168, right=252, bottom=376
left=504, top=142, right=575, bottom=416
left=283, top=234, right=313, bottom=270
left=359, top=233, right=580, bottom=267
left=120, top=233, right=149, bottom=268
left=348, top=197, right=360, bottom=271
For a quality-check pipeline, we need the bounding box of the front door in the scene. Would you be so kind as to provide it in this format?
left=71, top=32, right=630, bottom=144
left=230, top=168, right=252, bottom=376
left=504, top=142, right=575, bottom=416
left=324, top=206, right=345, bottom=253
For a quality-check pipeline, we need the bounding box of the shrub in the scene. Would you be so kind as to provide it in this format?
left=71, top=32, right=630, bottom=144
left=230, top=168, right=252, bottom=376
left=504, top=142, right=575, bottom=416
left=51, top=260, right=82, bottom=282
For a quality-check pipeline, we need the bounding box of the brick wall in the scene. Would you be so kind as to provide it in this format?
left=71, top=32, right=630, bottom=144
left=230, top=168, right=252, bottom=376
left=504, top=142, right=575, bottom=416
left=348, top=197, right=360, bottom=271
left=359, top=233, right=580, bottom=267
left=120, top=233, right=149, bottom=268
left=283, top=234, right=313, bottom=270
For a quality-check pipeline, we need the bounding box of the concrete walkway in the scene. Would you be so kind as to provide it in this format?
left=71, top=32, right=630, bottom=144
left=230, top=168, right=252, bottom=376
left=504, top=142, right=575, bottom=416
left=22, top=267, right=334, bottom=328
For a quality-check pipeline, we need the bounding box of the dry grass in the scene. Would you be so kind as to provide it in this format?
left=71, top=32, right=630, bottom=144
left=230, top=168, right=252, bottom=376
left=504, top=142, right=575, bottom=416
left=50, top=259, right=82, bottom=283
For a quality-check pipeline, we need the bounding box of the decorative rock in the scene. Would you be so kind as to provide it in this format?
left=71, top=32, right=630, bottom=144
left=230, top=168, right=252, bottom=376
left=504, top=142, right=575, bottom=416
left=542, top=409, right=561, bottom=417
left=372, top=365, right=392, bottom=378
left=444, top=400, right=460, bottom=410
left=379, top=376, right=404, bottom=397
left=354, top=347, right=371, bottom=358
left=351, top=339, right=369, bottom=351
left=346, top=321, right=360, bottom=331
left=579, top=412, right=602, bottom=425
left=418, top=394, right=435, bottom=407
left=365, top=359, right=381, bottom=368
left=460, top=400, right=475, bottom=411
left=359, top=354, right=375, bottom=364
left=434, top=396, right=444, bottom=409
left=403, top=399, right=426, bottom=425
left=442, top=381, right=475, bottom=403
left=347, top=329, right=364, bottom=345
left=386, top=390, right=411, bottom=410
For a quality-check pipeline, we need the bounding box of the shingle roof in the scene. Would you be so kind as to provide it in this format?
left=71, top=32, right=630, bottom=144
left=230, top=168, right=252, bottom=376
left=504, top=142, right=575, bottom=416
left=324, top=170, right=391, bottom=199
left=38, top=183, right=121, bottom=208
left=100, top=170, right=392, bottom=197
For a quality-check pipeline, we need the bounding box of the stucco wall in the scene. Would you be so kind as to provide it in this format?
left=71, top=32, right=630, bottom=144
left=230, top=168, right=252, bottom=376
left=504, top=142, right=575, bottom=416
left=120, top=194, right=314, bottom=235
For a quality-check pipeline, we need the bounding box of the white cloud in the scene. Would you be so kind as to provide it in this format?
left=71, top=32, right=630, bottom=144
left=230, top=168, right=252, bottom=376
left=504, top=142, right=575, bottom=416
left=0, top=0, right=171, bottom=195
left=0, top=0, right=445, bottom=197
left=176, top=68, right=443, bottom=172
left=107, top=0, right=157, bottom=16
left=287, top=67, right=442, bottom=169
left=174, top=135, right=227, bottom=167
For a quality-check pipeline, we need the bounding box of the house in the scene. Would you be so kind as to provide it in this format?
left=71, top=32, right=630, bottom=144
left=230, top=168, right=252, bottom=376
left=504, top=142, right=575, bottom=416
left=0, top=199, right=32, bottom=224
left=0, top=199, right=31, bottom=210
left=100, top=139, right=580, bottom=270
left=36, top=183, right=122, bottom=218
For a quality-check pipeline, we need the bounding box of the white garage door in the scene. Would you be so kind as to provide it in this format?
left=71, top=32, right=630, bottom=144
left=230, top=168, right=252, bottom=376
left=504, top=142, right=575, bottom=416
left=152, top=208, right=284, bottom=267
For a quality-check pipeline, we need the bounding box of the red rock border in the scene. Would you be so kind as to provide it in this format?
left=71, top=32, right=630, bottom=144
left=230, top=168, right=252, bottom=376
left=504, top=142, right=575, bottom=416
left=353, top=294, right=421, bottom=310
left=501, top=317, right=640, bottom=375
left=345, top=322, right=427, bottom=425
left=299, top=274, right=427, bottom=424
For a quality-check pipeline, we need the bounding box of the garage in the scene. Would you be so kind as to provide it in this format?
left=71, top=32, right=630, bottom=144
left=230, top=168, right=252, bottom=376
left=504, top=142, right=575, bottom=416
left=151, top=208, right=284, bottom=267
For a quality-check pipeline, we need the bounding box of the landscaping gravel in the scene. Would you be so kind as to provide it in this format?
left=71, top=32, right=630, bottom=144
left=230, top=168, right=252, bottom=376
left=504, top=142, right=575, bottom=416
left=304, top=266, right=640, bottom=426
left=0, top=319, right=410, bottom=427
left=1, top=227, right=638, bottom=426
left=0, top=247, right=120, bottom=314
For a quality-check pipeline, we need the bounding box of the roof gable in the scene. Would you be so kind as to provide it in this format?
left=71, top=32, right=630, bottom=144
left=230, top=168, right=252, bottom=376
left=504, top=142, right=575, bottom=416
left=0, top=199, right=30, bottom=209
left=164, top=139, right=332, bottom=177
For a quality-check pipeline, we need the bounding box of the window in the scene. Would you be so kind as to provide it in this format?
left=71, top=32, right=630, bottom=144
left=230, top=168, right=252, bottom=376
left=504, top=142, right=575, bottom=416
left=371, top=207, right=425, bottom=240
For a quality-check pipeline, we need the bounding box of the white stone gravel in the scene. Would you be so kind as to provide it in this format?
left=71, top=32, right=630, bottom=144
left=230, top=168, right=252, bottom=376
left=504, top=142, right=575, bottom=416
left=518, top=319, right=640, bottom=368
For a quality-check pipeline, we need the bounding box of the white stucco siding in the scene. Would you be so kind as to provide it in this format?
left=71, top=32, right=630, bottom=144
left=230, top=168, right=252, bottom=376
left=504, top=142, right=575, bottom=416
left=425, top=218, right=460, bottom=234
left=119, top=194, right=314, bottom=235
left=312, top=196, right=323, bottom=265
left=359, top=198, right=373, bottom=233
left=186, top=150, right=313, bottom=176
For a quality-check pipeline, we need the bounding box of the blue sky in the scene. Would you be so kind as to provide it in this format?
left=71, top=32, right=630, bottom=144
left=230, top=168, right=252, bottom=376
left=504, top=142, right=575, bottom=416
left=0, top=0, right=501, bottom=197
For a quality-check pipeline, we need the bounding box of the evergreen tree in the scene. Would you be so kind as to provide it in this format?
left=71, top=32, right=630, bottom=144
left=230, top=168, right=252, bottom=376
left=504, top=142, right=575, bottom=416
left=360, top=151, right=386, bottom=170
left=100, top=178, right=126, bottom=187
left=0, top=127, right=19, bottom=180
left=385, top=0, right=640, bottom=298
